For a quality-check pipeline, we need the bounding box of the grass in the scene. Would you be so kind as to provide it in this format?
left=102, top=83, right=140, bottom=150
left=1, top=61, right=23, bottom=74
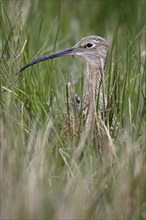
left=1, top=0, right=146, bottom=219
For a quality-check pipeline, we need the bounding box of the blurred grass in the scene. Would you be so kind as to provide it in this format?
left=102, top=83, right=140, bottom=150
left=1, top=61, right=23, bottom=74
left=1, top=0, right=146, bottom=219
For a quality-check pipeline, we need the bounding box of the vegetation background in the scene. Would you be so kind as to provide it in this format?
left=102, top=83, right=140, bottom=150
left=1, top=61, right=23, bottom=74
left=1, top=0, right=146, bottom=219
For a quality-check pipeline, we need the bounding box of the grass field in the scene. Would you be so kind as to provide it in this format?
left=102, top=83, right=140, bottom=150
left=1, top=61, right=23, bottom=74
left=1, top=1, right=146, bottom=219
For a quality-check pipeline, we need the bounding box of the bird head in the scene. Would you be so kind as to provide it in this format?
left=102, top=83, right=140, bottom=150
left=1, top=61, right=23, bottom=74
left=18, top=35, right=108, bottom=73
left=73, top=36, right=108, bottom=63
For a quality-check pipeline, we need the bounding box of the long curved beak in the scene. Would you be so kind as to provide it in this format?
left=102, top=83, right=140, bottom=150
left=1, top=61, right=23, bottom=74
left=18, top=47, right=77, bottom=74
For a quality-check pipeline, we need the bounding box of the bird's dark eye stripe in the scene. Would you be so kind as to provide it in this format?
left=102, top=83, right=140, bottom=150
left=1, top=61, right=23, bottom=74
left=86, top=43, right=93, bottom=48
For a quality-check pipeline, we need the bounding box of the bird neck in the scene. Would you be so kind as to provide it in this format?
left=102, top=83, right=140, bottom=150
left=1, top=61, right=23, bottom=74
left=83, top=61, right=107, bottom=116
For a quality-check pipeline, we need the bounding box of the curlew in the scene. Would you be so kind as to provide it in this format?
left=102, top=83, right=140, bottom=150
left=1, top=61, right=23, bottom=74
left=19, top=36, right=108, bottom=114
left=18, top=36, right=116, bottom=153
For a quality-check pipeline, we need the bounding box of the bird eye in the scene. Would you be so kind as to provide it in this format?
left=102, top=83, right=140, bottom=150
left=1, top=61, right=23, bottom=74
left=86, top=43, right=93, bottom=48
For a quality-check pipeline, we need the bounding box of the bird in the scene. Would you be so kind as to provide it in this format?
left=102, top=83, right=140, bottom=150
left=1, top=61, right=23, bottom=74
left=18, top=36, right=116, bottom=154
left=19, top=36, right=108, bottom=116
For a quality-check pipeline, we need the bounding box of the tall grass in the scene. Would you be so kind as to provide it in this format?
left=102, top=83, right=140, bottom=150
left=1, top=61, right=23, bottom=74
left=1, top=1, right=146, bottom=219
